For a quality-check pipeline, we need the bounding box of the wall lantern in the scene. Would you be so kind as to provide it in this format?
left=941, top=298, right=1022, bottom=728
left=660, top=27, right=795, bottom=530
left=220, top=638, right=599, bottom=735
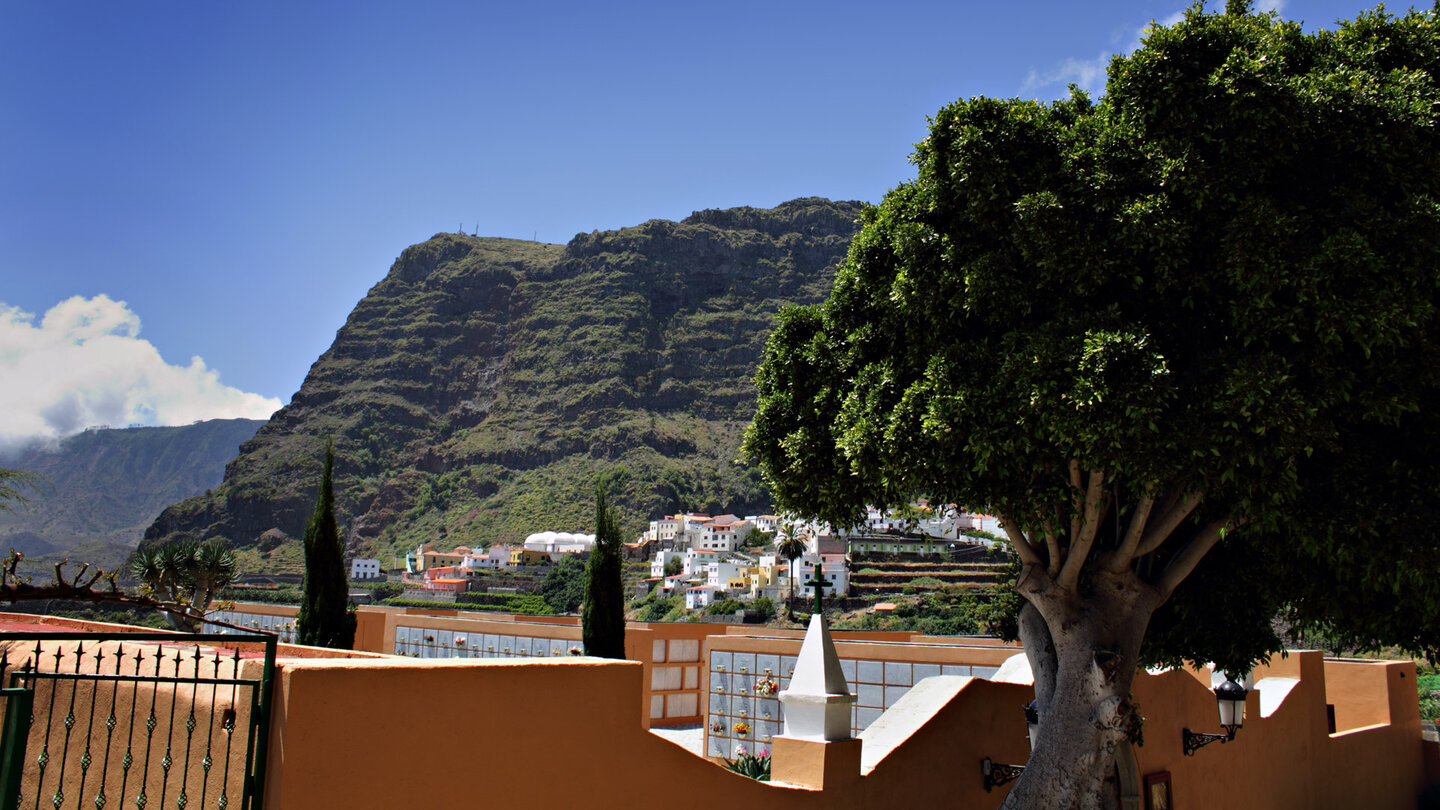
left=1183, top=677, right=1249, bottom=755
left=981, top=701, right=1038, bottom=792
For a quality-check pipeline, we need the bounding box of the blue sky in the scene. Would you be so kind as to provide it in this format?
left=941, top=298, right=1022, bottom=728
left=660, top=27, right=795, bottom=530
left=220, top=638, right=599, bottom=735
left=0, top=0, right=1381, bottom=450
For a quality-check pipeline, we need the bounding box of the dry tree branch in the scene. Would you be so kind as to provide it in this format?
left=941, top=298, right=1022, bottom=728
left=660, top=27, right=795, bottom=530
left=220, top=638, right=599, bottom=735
left=0, top=552, right=272, bottom=637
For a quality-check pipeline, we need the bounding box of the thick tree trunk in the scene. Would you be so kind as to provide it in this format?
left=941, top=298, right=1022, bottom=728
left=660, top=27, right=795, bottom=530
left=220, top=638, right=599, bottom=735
left=1001, top=571, right=1160, bottom=810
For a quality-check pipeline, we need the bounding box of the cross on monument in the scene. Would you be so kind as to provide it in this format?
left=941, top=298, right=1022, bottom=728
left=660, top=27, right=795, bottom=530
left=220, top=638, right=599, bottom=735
left=805, top=559, right=830, bottom=614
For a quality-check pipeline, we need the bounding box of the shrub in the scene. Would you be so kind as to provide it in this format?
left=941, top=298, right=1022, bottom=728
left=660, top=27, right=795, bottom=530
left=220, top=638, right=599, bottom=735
left=220, top=587, right=303, bottom=605
left=708, top=598, right=745, bottom=616
left=901, top=576, right=946, bottom=594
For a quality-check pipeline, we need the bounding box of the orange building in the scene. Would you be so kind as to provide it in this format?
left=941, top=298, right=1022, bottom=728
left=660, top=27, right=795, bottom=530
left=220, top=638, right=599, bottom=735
left=170, top=603, right=1440, bottom=809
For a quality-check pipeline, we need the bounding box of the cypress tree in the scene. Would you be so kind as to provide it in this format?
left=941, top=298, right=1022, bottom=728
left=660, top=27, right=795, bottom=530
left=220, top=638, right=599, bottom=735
left=582, top=483, right=625, bottom=658
left=296, top=439, right=355, bottom=648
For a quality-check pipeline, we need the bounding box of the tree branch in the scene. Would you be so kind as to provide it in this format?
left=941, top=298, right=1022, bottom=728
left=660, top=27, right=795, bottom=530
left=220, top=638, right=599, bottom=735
left=0, top=553, right=269, bottom=637
left=1069, top=459, right=1083, bottom=543
left=998, top=514, right=1043, bottom=567
left=1155, top=517, right=1231, bottom=599
left=1043, top=521, right=1063, bottom=579
left=1104, top=493, right=1157, bottom=572
left=1058, top=468, right=1108, bottom=591
left=1133, top=490, right=1202, bottom=557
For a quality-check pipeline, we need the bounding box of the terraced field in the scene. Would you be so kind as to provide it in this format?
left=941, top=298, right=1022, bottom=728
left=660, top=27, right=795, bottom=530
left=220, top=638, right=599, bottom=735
left=848, top=545, right=1012, bottom=595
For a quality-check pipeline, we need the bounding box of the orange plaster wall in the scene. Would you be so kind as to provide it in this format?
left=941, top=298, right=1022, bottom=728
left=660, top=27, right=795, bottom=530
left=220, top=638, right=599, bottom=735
left=260, top=655, right=1035, bottom=810
left=1126, top=652, right=1426, bottom=810
left=352, top=605, right=388, bottom=653
left=256, top=649, right=1428, bottom=810
left=1323, top=656, right=1409, bottom=731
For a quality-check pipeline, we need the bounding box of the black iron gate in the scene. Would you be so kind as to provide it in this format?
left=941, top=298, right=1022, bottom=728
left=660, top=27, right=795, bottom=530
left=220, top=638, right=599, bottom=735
left=0, top=631, right=276, bottom=810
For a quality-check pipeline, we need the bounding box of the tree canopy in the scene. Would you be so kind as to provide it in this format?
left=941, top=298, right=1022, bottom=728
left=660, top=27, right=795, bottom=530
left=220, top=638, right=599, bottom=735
left=541, top=553, right=587, bottom=614
left=745, top=5, right=1440, bottom=807
left=748, top=3, right=1440, bottom=669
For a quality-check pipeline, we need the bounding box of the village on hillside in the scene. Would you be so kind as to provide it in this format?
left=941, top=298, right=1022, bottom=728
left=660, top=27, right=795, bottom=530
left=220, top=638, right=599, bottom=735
left=352, top=502, right=1008, bottom=617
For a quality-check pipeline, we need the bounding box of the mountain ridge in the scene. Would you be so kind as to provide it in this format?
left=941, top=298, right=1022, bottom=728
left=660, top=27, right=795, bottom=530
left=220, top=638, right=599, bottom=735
left=0, top=419, right=265, bottom=570
left=146, top=198, right=866, bottom=574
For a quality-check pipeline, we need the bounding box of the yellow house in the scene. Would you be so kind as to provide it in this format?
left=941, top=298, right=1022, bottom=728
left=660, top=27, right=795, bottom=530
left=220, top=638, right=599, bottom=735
left=420, top=549, right=464, bottom=570
left=509, top=548, right=552, bottom=566
left=740, top=561, right=782, bottom=599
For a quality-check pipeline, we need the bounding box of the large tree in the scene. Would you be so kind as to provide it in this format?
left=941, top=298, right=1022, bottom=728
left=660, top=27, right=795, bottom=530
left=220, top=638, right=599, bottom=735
left=583, top=483, right=626, bottom=658
left=745, top=5, right=1440, bottom=808
left=296, top=439, right=355, bottom=649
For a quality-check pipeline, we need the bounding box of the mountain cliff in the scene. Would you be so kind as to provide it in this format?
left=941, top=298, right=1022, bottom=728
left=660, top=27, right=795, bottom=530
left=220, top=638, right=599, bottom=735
left=145, top=198, right=865, bottom=574
left=0, top=419, right=264, bottom=570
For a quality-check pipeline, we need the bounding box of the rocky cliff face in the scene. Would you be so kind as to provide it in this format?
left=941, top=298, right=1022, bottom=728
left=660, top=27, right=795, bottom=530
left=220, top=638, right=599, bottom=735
left=146, top=198, right=864, bottom=573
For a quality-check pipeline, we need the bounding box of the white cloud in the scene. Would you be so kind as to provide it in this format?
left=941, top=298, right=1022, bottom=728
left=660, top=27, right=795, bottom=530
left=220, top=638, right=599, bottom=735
left=1022, top=52, right=1113, bottom=97
left=0, top=295, right=280, bottom=452
left=1024, top=5, right=1203, bottom=99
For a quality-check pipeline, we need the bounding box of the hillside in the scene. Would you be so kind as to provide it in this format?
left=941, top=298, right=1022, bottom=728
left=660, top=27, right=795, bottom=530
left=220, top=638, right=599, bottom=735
left=146, top=198, right=865, bottom=574
left=0, top=419, right=265, bottom=570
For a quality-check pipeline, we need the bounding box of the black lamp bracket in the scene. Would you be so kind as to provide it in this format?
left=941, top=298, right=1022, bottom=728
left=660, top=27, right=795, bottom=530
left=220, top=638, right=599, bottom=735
left=981, top=758, right=1026, bottom=792
left=1182, top=726, right=1237, bottom=756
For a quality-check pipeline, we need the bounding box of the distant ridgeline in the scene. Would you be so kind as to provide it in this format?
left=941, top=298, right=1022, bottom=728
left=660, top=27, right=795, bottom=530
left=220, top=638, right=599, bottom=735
left=0, top=419, right=265, bottom=571
left=145, top=198, right=866, bottom=576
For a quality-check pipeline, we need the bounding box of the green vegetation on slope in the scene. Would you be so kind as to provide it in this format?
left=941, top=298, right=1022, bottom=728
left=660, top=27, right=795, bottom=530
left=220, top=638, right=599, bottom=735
left=146, top=199, right=864, bottom=572
left=0, top=419, right=264, bottom=568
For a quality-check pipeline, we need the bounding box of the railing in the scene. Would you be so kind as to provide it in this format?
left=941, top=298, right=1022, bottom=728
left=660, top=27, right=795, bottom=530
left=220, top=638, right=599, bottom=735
left=0, top=631, right=276, bottom=810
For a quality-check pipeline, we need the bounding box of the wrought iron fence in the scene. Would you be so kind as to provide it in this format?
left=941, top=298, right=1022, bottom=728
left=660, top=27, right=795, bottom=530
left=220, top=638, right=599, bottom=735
left=0, top=631, right=276, bottom=810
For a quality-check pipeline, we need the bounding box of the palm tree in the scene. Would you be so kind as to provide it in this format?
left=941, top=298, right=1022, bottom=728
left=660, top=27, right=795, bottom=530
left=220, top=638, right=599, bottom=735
left=776, top=524, right=808, bottom=620
left=131, top=538, right=237, bottom=631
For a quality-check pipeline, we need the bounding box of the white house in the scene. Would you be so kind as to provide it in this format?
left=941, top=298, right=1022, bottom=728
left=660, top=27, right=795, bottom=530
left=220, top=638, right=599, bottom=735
left=683, top=548, right=727, bottom=576
left=460, top=546, right=517, bottom=572
left=685, top=584, right=721, bottom=610
left=695, top=520, right=743, bottom=552
left=651, top=549, right=684, bottom=578
left=705, top=560, right=748, bottom=590
left=789, top=553, right=850, bottom=598
left=745, top=514, right=782, bottom=534
left=350, top=558, right=381, bottom=580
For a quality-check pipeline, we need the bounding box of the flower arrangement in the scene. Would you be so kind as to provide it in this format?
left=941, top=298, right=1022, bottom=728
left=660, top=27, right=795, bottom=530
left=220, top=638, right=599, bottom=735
left=454, top=636, right=466, bottom=646
left=753, top=676, right=779, bottom=696
left=710, top=719, right=725, bottom=734
left=733, top=722, right=750, bottom=737
left=569, top=646, right=583, bottom=655
left=424, top=634, right=435, bottom=643
left=723, top=748, right=771, bottom=782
